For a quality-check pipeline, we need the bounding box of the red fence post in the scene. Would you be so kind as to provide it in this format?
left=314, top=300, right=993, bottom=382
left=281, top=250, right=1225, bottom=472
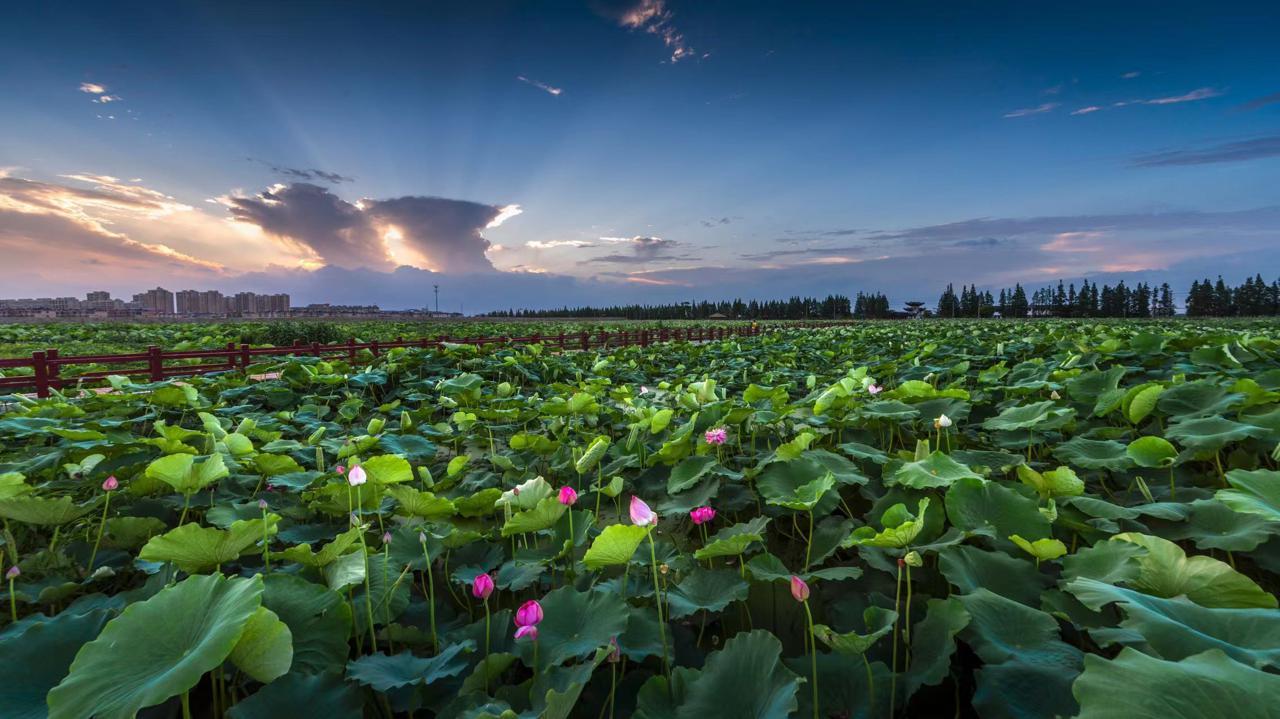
left=580, top=332, right=589, bottom=351
left=226, top=342, right=237, bottom=370
left=241, top=343, right=251, bottom=370
left=599, top=328, right=608, bottom=349
left=348, top=338, right=357, bottom=363
left=31, top=351, right=49, bottom=398
left=147, top=345, right=163, bottom=382
left=370, top=340, right=381, bottom=357
left=640, top=330, right=649, bottom=347
left=46, top=348, right=60, bottom=391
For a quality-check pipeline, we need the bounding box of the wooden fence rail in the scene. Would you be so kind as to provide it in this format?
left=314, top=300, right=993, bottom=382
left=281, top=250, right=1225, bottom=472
left=0, top=322, right=849, bottom=398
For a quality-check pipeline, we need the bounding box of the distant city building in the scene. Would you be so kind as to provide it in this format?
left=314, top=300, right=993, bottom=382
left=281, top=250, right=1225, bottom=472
left=132, top=287, right=175, bottom=314
left=86, top=291, right=111, bottom=303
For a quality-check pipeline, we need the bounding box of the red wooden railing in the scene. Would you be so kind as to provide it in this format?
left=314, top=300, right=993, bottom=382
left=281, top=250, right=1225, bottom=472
left=1, top=322, right=837, bottom=398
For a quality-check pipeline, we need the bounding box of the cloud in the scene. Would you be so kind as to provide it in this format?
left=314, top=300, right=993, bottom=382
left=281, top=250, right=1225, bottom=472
left=1141, top=87, right=1223, bottom=105
left=224, top=183, right=512, bottom=273
left=596, top=0, right=696, bottom=63
left=1121, top=71, right=1142, bottom=79
left=1239, top=91, right=1280, bottom=111
left=586, top=235, right=686, bottom=263
left=526, top=239, right=596, bottom=249
left=250, top=159, right=354, bottom=183
left=1003, top=102, right=1058, bottom=118
left=79, top=82, right=106, bottom=94
left=1131, top=135, right=1280, bottom=167
left=1071, top=106, right=1101, bottom=115
left=700, top=216, right=732, bottom=227
left=517, top=76, right=563, bottom=96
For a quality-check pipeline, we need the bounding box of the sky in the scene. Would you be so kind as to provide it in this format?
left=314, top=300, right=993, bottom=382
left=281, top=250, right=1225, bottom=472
left=2, top=0, right=1279, bottom=311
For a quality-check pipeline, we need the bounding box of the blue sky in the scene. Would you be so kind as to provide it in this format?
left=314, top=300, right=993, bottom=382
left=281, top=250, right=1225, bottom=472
left=2, top=1, right=1278, bottom=310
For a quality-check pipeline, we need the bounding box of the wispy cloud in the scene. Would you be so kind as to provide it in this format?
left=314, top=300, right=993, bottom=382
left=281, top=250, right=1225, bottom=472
left=1121, top=71, right=1142, bottom=79
left=1003, top=102, right=1059, bottom=118
left=605, top=0, right=696, bottom=63
left=79, top=82, right=120, bottom=104
left=249, top=159, right=354, bottom=184
left=1239, top=91, right=1280, bottom=111
left=517, top=75, right=563, bottom=96
left=700, top=216, right=732, bottom=227
left=586, top=235, right=687, bottom=263
left=1070, top=106, right=1101, bottom=115
left=526, top=239, right=595, bottom=249
left=1132, top=135, right=1280, bottom=167
left=1141, top=87, right=1223, bottom=105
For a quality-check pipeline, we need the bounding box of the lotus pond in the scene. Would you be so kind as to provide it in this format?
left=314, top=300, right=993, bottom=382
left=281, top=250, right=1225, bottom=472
left=3, top=320, right=1280, bottom=718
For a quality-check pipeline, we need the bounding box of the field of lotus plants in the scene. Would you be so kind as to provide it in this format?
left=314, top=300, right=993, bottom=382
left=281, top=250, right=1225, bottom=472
left=3, top=319, right=1280, bottom=718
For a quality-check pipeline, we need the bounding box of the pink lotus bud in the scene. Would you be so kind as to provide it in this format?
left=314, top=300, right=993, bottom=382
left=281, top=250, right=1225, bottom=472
left=334, top=465, right=346, bottom=475
left=102, top=476, right=119, bottom=492
left=789, top=575, right=810, bottom=602
left=257, top=499, right=269, bottom=510
left=347, top=465, right=367, bottom=486
left=867, top=384, right=883, bottom=395
left=690, top=506, right=716, bottom=525
left=558, top=486, right=578, bottom=506
left=608, top=636, right=621, bottom=663
left=514, top=599, right=543, bottom=628
left=5, top=566, right=19, bottom=580
left=514, top=624, right=538, bottom=641
left=472, top=573, right=495, bottom=601
left=704, top=427, right=728, bottom=445
left=381, top=531, right=392, bottom=544
left=629, top=496, right=657, bottom=527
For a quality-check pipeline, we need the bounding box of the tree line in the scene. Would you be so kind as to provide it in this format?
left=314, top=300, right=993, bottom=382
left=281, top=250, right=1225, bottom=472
left=484, top=294, right=855, bottom=320
left=938, top=280, right=1176, bottom=318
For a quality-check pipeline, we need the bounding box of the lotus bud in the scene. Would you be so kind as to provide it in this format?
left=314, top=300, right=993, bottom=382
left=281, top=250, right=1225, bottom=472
left=347, top=465, right=367, bottom=486
left=558, top=486, right=579, bottom=506
left=629, top=496, right=657, bottom=527
left=5, top=566, right=19, bottom=579
left=904, top=551, right=923, bottom=567
left=1050, top=390, right=1061, bottom=400
left=366, top=417, right=385, bottom=435
left=382, top=531, right=392, bottom=544
left=102, top=476, right=119, bottom=492
left=934, top=414, right=953, bottom=429
left=472, top=573, right=495, bottom=601
left=257, top=499, right=269, bottom=510
left=789, top=575, right=810, bottom=602
left=689, top=506, right=716, bottom=525
left=867, top=384, right=883, bottom=395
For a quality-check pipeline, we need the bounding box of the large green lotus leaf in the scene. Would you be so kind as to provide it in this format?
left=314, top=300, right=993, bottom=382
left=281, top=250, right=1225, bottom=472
left=0, top=496, right=96, bottom=525
left=323, top=549, right=367, bottom=592
left=945, top=477, right=1050, bottom=542
left=357, top=552, right=411, bottom=626
left=375, top=433, right=437, bottom=463
left=139, top=517, right=277, bottom=573
left=345, top=641, right=474, bottom=691
left=0, top=609, right=113, bottom=719
left=805, top=449, right=870, bottom=487
left=694, top=515, right=769, bottom=560
left=229, top=606, right=294, bottom=683
left=521, top=586, right=629, bottom=669
left=1126, top=436, right=1178, bottom=468
left=1111, top=533, right=1276, bottom=608
left=536, top=649, right=610, bottom=719
left=905, top=597, right=970, bottom=696
left=1217, top=468, right=1280, bottom=522
left=1156, top=380, right=1242, bottom=419
left=1164, top=416, right=1268, bottom=452
left=498, top=476, right=554, bottom=511
left=1016, top=464, right=1084, bottom=500
left=958, top=588, right=1082, bottom=719
left=1125, top=383, right=1164, bottom=424
left=1163, top=499, right=1280, bottom=552
left=757, top=459, right=842, bottom=514
left=939, top=545, right=1050, bottom=606
left=145, top=452, right=229, bottom=495
left=228, top=671, right=362, bottom=719
left=1065, top=366, right=1126, bottom=405
left=675, top=630, right=799, bottom=719
left=583, top=524, right=649, bottom=569
left=360, top=454, right=414, bottom=484
left=1065, top=577, right=1280, bottom=668
left=891, top=451, right=982, bottom=489
left=261, top=574, right=352, bottom=675
left=48, top=574, right=264, bottom=719
left=859, top=399, right=919, bottom=421
left=501, top=496, right=567, bottom=536
left=666, top=568, right=749, bottom=619
left=838, top=441, right=889, bottom=465
left=950, top=449, right=1024, bottom=475
left=982, top=401, right=1071, bottom=431
left=0, top=472, right=30, bottom=500
left=1052, top=438, right=1132, bottom=471
left=813, top=606, right=896, bottom=655
left=667, top=455, right=718, bottom=494
left=276, top=526, right=362, bottom=568
left=1060, top=540, right=1144, bottom=585
left=766, top=471, right=836, bottom=511
left=387, top=485, right=456, bottom=519
left=845, top=498, right=929, bottom=549
left=1072, top=648, right=1280, bottom=719
left=1010, top=534, right=1068, bottom=562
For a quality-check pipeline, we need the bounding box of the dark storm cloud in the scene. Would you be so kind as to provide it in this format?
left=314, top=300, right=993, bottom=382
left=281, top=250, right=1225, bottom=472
left=1131, top=135, right=1280, bottom=167
left=585, top=236, right=690, bottom=264
left=224, top=183, right=512, bottom=273
left=363, top=196, right=503, bottom=273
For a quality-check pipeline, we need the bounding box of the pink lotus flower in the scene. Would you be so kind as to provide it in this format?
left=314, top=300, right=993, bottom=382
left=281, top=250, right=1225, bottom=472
left=334, top=465, right=346, bottom=475
left=5, top=566, right=19, bottom=580
left=381, top=531, right=392, bottom=544
left=790, top=575, right=810, bottom=602
left=704, top=427, right=728, bottom=445
left=347, top=465, right=367, bottom=486
left=472, top=573, right=495, bottom=601
left=101, top=476, right=119, bottom=492
left=257, top=499, right=269, bottom=510
left=629, top=496, right=657, bottom=526
left=689, top=506, right=716, bottom=525
left=558, top=486, right=578, bottom=506
left=866, top=384, right=883, bottom=395
left=608, top=636, right=621, bottom=663
left=514, top=599, right=543, bottom=640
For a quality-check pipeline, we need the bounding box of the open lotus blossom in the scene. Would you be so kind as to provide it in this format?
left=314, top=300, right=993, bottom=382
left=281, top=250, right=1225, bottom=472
left=704, top=427, right=728, bottom=445
left=866, top=383, right=883, bottom=395
left=934, top=414, right=953, bottom=429
left=514, top=599, right=543, bottom=640
left=101, top=476, right=118, bottom=491
left=473, top=572, right=495, bottom=600
left=629, top=496, right=657, bottom=526
left=558, top=486, right=578, bottom=505
left=790, top=575, right=810, bottom=602
left=690, top=506, right=716, bottom=525
left=347, top=465, right=367, bottom=486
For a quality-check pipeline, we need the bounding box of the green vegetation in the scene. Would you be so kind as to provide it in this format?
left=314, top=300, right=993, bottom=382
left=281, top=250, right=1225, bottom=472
left=2, top=319, right=1279, bottom=717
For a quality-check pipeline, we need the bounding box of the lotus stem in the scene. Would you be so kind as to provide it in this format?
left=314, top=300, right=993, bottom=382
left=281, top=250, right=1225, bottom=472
left=7, top=574, right=16, bottom=623
left=802, top=599, right=819, bottom=719
left=355, top=485, right=377, bottom=654
left=647, top=530, right=671, bottom=685
left=483, top=598, right=491, bottom=692
left=88, top=492, right=111, bottom=573
left=419, top=540, right=438, bottom=653
left=891, top=560, right=902, bottom=719
left=863, top=654, right=876, bottom=717
left=803, top=509, right=814, bottom=573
